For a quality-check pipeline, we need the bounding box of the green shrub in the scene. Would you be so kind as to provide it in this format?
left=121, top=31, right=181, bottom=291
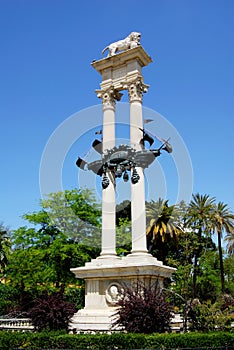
left=188, top=299, right=234, bottom=331
left=0, top=331, right=233, bottom=349
left=64, top=285, right=85, bottom=310
left=0, top=284, right=20, bottom=316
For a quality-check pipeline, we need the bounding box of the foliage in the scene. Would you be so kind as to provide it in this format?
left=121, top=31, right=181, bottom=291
left=195, top=250, right=221, bottom=302
left=113, top=280, right=172, bottom=333
left=0, top=222, right=11, bottom=274
left=27, top=290, right=76, bottom=331
left=0, top=283, right=20, bottom=316
left=24, top=188, right=102, bottom=246
left=3, top=188, right=101, bottom=314
left=116, top=200, right=131, bottom=225
left=116, top=201, right=132, bottom=255
left=64, top=285, right=85, bottom=310
left=1, top=189, right=234, bottom=326
left=186, top=193, right=216, bottom=298
left=146, top=199, right=183, bottom=262
left=188, top=299, right=234, bottom=332
left=225, top=228, right=234, bottom=255
left=0, top=331, right=234, bottom=349
left=5, top=231, right=95, bottom=311
left=221, top=293, right=234, bottom=309
left=224, top=255, right=234, bottom=294
left=116, top=217, right=131, bottom=255
left=211, top=202, right=234, bottom=292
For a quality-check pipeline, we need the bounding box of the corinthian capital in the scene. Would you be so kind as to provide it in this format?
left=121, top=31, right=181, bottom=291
left=123, top=79, right=149, bottom=103
left=96, top=87, right=123, bottom=110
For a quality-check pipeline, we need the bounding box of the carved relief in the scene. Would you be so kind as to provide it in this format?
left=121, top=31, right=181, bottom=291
left=105, top=282, right=124, bottom=306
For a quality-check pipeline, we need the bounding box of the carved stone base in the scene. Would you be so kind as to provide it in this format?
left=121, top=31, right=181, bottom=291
left=70, top=254, right=175, bottom=332
left=71, top=308, right=117, bottom=332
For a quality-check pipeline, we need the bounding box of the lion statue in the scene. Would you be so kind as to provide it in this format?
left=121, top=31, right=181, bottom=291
left=102, top=32, right=141, bottom=57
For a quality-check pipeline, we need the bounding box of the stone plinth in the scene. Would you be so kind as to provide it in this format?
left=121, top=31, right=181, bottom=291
left=71, top=255, right=175, bottom=331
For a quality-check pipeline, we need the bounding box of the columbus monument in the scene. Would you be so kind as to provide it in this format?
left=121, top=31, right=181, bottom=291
left=71, top=32, right=175, bottom=331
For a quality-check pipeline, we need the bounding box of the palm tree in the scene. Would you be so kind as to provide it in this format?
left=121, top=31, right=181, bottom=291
left=187, top=193, right=215, bottom=298
left=146, top=198, right=183, bottom=262
left=225, top=230, right=234, bottom=255
left=211, top=202, right=234, bottom=293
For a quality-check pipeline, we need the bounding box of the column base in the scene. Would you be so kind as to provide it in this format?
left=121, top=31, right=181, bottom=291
left=129, top=250, right=150, bottom=256
left=97, top=254, right=121, bottom=260
left=70, top=254, right=176, bottom=332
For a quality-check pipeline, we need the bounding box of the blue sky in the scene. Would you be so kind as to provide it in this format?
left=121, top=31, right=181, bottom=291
left=0, top=0, right=233, bottom=230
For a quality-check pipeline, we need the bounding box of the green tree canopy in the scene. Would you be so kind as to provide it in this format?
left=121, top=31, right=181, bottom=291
left=24, top=188, right=101, bottom=246
left=146, top=198, right=183, bottom=262
left=4, top=188, right=101, bottom=313
left=211, top=202, right=234, bottom=293
left=0, top=223, right=11, bottom=275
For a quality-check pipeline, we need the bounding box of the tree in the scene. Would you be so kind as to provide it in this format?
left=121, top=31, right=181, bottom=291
left=225, top=225, right=234, bottom=256
left=0, top=223, right=11, bottom=274
left=187, top=193, right=215, bottom=298
left=116, top=200, right=132, bottom=255
left=7, top=228, right=99, bottom=302
left=224, top=255, right=234, bottom=294
left=146, top=198, right=183, bottom=262
left=25, top=188, right=101, bottom=246
left=5, top=188, right=101, bottom=312
left=211, top=202, right=234, bottom=293
left=116, top=200, right=131, bottom=226
left=116, top=218, right=131, bottom=256
left=188, top=299, right=234, bottom=332
left=196, top=250, right=221, bottom=302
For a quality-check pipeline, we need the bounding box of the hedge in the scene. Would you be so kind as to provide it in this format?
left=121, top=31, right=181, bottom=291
left=0, top=331, right=233, bottom=349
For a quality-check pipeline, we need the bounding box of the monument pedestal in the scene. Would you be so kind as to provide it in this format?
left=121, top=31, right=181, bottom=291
left=71, top=254, right=175, bottom=331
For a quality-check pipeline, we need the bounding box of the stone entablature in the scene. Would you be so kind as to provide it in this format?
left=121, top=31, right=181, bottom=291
left=92, top=46, right=152, bottom=92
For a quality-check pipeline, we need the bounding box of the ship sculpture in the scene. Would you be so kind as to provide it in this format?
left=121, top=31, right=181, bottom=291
left=76, top=127, right=172, bottom=189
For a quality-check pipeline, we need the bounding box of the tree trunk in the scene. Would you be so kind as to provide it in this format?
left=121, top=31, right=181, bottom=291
left=192, top=254, right=198, bottom=299
left=217, top=231, right=225, bottom=293
left=192, top=227, right=202, bottom=299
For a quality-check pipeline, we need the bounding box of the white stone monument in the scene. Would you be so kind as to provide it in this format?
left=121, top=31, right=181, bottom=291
left=71, top=33, right=175, bottom=331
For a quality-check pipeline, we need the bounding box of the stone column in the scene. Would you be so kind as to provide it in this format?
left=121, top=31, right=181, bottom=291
left=127, top=79, right=149, bottom=255
left=96, top=88, right=119, bottom=258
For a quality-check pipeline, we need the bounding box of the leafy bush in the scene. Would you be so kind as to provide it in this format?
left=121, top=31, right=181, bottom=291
left=112, top=280, right=172, bottom=333
left=0, top=331, right=234, bottom=349
left=188, top=299, right=234, bottom=331
left=64, top=285, right=85, bottom=310
left=0, top=283, right=21, bottom=316
left=27, top=290, right=75, bottom=332
left=221, top=293, right=234, bottom=309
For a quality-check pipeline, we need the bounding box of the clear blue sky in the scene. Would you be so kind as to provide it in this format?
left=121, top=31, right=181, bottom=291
left=1, top=0, right=233, bottom=230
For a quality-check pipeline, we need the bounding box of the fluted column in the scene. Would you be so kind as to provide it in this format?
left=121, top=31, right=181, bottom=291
left=127, top=79, right=149, bottom=255
left=96, top=88, right=121, bottom=258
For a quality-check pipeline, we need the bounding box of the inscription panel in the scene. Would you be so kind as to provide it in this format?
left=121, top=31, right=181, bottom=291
left=112, top=66, right=127, bottom=80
